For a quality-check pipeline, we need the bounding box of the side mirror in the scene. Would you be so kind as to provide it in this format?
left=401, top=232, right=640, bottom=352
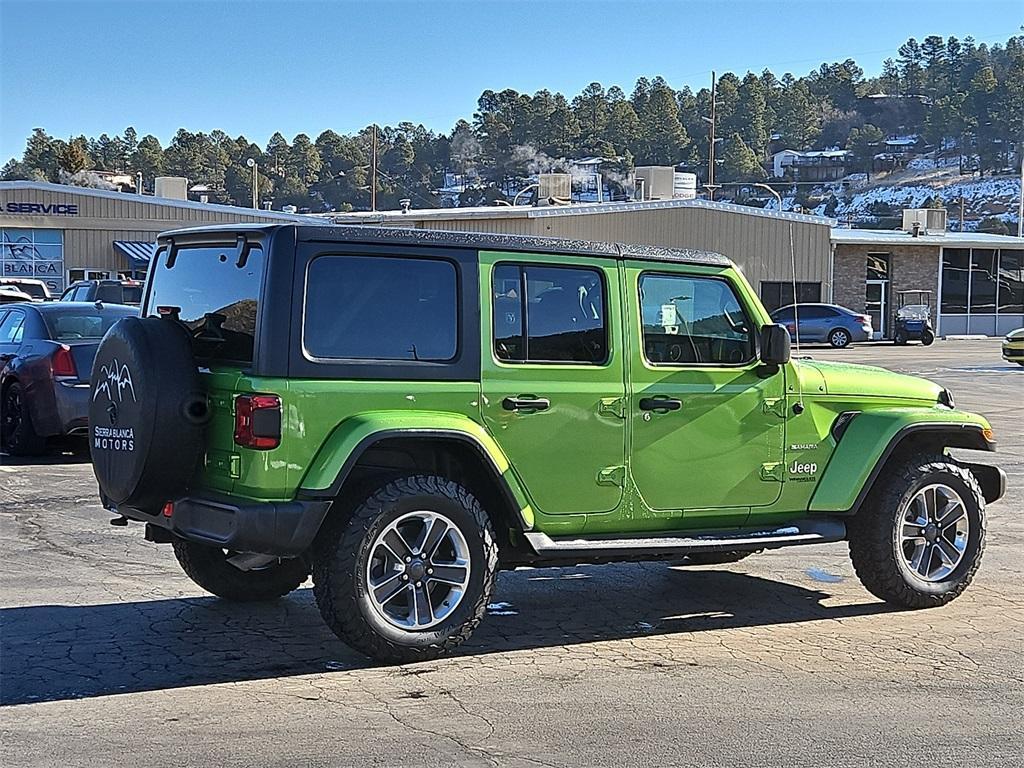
left=760, top=323, right=791, bottom=365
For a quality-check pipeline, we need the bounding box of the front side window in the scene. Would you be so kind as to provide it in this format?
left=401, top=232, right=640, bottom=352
left=304, top=254, right=458, bottom=361
left=492, top=263, right=607, bottom=364
left=640, top=274, right=755, bottom=366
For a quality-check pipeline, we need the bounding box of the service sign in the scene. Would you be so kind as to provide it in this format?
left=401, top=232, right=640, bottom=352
left=4, top=201, right=79, bottom=216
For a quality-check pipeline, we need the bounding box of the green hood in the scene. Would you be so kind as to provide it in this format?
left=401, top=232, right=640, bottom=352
left=796, top=359, right=942, bottom=402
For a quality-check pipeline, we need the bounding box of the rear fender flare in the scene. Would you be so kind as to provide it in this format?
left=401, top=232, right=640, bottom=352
left=298, top=411, right=534, bottom=530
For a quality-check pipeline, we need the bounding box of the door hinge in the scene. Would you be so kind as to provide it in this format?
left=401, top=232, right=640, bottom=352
left=760, top=462, right=784, bottom=482
left=762, top=398, right=788, bottom=418
left=598, top=396, right=626, bottom=419
left=597, top=465, right=626, bottom=487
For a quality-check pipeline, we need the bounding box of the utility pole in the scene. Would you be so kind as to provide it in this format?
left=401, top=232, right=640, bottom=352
left=1018, top=152, right=1023, bottom=238
left=371, top=124, right=378, bottom=212
left=707, top=71, right=717, bottom=201
left=246, top=158, right=259, bottom=209
left=959, top=196, right=965, bottom=233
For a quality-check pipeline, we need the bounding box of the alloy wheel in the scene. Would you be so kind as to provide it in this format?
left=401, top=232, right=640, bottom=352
left=898, top=483, right=970, bottom=582
left=365, top=510, right=471, bottom=630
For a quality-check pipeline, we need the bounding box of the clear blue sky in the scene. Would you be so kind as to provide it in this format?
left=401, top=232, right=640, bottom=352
left=0, top=0, right=1019, bottom=162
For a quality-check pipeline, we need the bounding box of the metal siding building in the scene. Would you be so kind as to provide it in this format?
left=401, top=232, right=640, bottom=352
left=0, top=181, right=317, bottom=294
left=329, top=199, right=836, bottom=308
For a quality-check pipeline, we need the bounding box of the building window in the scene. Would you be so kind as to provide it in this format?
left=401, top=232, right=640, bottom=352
left=1, top=228, right=65, bottom=295
left=759, top=281, right=821, bottom=313
left=969, top=249, right=998, bottom=314
left=866, top=252, right=890, bottom=281
left=941, top=248, right=1024, bottom=318
left=941, top=248, right=970, bottom=314
left=68, top=269, right=115, bottom=284
left=998, top=250, right=1024, bottom=314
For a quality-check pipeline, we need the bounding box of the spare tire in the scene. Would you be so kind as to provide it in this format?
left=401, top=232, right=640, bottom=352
left=89, top=316, right=209, bottom=509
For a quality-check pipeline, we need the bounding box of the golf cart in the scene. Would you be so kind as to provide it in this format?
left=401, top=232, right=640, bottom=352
left=893, top=290, right=935, bottom=345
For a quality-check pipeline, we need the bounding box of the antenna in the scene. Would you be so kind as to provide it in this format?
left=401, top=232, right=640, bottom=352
left=789, top=222, right=805, bottom=414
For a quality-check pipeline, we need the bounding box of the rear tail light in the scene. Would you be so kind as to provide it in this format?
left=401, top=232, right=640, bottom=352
left=856, top=314, right=871, bottom=325
left=234, top=393, right=281, bottom=450
left=51, top=344, right=77, bottom=378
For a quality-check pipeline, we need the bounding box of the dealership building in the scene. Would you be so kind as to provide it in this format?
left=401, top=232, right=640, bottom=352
left=0, top=181, right=316, bottom=296
left=3, top=180, right=1021, bottom=337
left=331, top=201, right=1024, bottom=337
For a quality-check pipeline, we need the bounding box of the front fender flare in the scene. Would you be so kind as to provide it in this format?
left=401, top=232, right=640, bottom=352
left=297, top=410, right=534, bottom=530
left=809, top=408, right=994, bottom=514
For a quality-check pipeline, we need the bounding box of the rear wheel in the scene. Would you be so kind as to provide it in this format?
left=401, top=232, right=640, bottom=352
left=1, top=382, right=46, bottom=456
left=893, top=330, right=907, bottom=345
left=313, top=475, right=498, bottom=663
left=172, top=540, right=309, bottom=601
left=828, top=328, right=851, bottom=348
left=848, top=454, right=985, bottom=608
left=921, top=329, right=935, bottom=345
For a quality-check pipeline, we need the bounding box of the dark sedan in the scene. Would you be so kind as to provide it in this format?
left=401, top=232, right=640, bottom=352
left=1, top=302, right=138, bottom=455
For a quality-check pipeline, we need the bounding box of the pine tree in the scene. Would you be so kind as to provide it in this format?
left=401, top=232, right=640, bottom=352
left=634, top=77, right=688, bottom=165
left=898, top=38, right=925, bottom=94
left=719, top=133, right=765, bottom=181
left=58, top=137, right=91, bottom=173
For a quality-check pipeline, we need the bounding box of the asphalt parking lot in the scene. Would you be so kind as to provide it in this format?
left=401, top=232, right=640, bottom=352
left=2, top=339, right=1022, bottom=767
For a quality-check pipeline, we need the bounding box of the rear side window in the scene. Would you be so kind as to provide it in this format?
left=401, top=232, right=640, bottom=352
left=146, top=243, right=264, bottom=364
left=304, top=255, right=458, bottom=361
left=493, top=263, right=607, bottom=364
left=0, top=310, right=25, bottom=343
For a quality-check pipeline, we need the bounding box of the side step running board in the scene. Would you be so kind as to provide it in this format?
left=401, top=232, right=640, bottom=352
left=523, top=518, right=846, bottom=559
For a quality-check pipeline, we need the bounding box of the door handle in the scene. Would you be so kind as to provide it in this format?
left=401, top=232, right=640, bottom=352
left=502, top=396, right=550, bottom=412
left=639, top=397, right=682, bottom=412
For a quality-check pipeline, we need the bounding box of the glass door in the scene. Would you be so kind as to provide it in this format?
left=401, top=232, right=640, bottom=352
left=866, top=280, right=887, bottom=339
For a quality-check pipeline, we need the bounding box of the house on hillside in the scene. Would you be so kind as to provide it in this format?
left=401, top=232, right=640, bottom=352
left=771, top=149, right=851, bottom=181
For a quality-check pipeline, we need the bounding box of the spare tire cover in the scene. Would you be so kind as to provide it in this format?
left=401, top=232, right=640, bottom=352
left=89, top=316, right=208, bottom=509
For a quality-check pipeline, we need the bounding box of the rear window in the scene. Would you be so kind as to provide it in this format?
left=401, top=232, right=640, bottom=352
left=146, top=243, right=264, bottom=364
left=303, top=254, right=458, bottom=361
left=43, top=308, right=136, bottom=341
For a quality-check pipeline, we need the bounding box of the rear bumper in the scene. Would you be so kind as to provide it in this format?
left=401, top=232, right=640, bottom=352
left=26, top=379, right=90, bottom=437
left=114, top=492, right=332, bottom=557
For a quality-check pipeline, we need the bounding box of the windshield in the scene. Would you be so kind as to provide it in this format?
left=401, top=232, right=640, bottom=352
left=42, top=307, right=137, bottom=340
left=145, top=242, right=264, bottom=364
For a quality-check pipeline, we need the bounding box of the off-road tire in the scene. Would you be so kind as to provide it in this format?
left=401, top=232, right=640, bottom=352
left=828, top=328, right=851, bottom=348
left=172, top=539, right=309, bottom=601
left=847, top=453, right=985, bottom=608
left=1, top=382, right=46, bottom=456
left=313, top=475, right=499, bottom=664
left=683, top=550, right=755, bottom=566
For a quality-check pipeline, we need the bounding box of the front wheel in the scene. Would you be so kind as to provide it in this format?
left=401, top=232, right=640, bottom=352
left=313, top=475, right=498, bottom=663
left=828, top=328, right=851, bottom=348
left=847, top=454, right=985, bottom=608
left=172, top=540, right=309, bottom=601
left=921, top=329, right=935, bottom=345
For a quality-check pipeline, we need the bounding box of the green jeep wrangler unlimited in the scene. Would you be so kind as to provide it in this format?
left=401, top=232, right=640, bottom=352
left=90, top=225, right=1005, bottom=663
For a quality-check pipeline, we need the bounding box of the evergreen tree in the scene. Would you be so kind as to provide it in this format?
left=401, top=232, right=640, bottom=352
left=132, top=135, right=164, bottom=187
left=58, top=137, right=91, bottom=173
left=719, top=133, right=765, bottom=181
left=898, top=38, right=925, bottom=94
left=633, top=77, right=688, bottom=165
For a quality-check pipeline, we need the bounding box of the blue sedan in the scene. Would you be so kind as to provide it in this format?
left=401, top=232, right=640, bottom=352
left=770, top=303, right=873, bottom=348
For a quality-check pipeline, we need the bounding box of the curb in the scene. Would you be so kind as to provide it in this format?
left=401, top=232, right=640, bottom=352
left=942, top=334, right=993, bottom=340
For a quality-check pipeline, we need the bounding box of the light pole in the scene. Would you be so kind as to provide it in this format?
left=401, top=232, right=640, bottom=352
left=246, top=158, right=259, bottom=209
left=754, top=183, right=783, bottom=212
left=703, top=70, right=718, bottom=201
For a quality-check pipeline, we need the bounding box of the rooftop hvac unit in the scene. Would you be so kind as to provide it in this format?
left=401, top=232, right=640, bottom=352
left=633, top=166, right=676, bottom=200
left=154, top=177, right=189, bottom=201
left=536, top=173, right=571, bottom=204
left=902, top=208, right=947, bottom=236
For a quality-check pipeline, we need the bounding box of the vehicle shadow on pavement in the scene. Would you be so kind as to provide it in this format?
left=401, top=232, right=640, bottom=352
left=0, top=447, right=91, bottom=466
left=1, top=565, right=895, bottom=706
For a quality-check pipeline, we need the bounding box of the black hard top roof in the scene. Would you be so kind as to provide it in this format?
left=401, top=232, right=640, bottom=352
left=159, top=223, right=733, bottom=268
